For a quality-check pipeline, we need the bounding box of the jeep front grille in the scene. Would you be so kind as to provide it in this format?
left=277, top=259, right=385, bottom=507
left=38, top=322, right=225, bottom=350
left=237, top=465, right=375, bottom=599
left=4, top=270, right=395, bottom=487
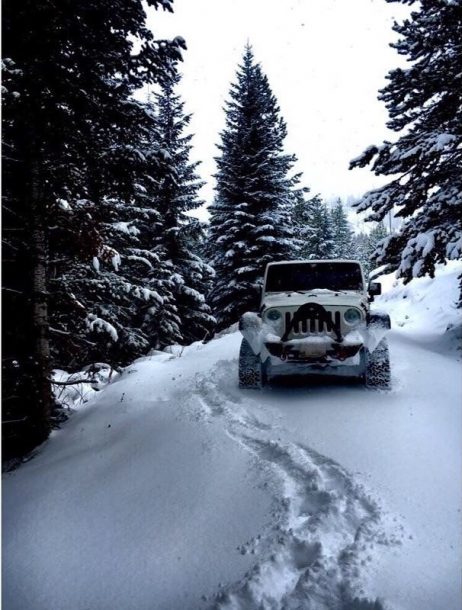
left=284, top=310, right=342, bottom=335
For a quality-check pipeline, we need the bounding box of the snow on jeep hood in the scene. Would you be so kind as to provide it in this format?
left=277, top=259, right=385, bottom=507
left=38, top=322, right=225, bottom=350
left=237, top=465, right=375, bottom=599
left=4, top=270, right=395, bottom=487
left=262, top=290, right=367, bottom=310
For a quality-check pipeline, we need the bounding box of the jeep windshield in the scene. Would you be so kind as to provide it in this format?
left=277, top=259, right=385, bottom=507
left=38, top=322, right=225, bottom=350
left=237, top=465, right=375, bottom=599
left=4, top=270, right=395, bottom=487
left=265, top=262, right=364, bottom=293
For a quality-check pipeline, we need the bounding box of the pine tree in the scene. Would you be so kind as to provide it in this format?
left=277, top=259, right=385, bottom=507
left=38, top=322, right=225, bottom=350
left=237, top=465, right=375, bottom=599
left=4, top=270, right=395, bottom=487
left=207, top=45, right=302, bottom=330
left=2, top=0, right=185, bottom=455
left=50, top=74, right=215, bottom=367
left=368, top=222, right=389, bottom=264
left=293, top=195, right=335, bottom=260
left=350, top=0, right=462, bottom=295
left=311, top=201, right=335, bottom=260
left=352, top=233, right=371, bottom=277
left=292, top=192, right=318, bottom=259
left=49, top=192, right=172, bottom=369
left=330, top=199, right=354, bottom=259
left=143, top=74, right=216, bottom=344
left=352, top=222, right=389, bottom=278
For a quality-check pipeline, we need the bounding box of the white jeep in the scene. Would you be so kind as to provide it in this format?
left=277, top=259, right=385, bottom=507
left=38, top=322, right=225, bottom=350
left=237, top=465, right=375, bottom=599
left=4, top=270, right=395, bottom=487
left=238, top=259, right=391, bottom=389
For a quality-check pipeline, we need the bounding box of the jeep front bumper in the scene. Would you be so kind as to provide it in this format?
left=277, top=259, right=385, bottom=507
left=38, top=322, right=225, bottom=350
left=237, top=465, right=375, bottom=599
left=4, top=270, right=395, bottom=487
left=264, top=337, right=362, bottom=363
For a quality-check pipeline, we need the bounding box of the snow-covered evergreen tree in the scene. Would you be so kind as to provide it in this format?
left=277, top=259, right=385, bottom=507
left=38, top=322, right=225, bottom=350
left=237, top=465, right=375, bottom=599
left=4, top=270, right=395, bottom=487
left=47, top=73, right=188, bottom=369
left=293, top=195, right=335, bottom=260
left=352, top=233, right=370, bottom=277
left=50, top=71, right=216, bottom=367
left=49, top=191, right=173, bottom=368
left=207, top=45, right=303, bottom=330
left=292, top=192, right=317, bottom=259
left=330, top=199, right=354, bottom=259
left=350, top=0, right=462, bottom=295
left=352, top=222, right=389, bottom=278
left=368, top=222, right=389, bottom=262
left=143, top=73, right=216, bottom=344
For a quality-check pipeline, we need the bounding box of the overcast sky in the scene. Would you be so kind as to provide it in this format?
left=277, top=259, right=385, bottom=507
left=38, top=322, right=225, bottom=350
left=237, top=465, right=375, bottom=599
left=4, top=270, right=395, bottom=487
left=147, top=0, right=410, bottom=216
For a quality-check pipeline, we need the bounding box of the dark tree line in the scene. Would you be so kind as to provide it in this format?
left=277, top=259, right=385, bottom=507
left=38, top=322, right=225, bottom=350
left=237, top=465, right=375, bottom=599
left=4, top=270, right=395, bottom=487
left=1, top=0, right=207, bottom=457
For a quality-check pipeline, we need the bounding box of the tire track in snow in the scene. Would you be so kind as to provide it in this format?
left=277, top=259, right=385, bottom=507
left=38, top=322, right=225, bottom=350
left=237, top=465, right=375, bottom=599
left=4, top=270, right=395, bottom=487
left=191, top=368, right=404, bottom=610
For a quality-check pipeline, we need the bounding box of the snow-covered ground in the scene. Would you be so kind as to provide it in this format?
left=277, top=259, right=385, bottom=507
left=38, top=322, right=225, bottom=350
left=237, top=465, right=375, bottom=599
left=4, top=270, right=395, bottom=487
left=3, top=263, right=461, bottom=610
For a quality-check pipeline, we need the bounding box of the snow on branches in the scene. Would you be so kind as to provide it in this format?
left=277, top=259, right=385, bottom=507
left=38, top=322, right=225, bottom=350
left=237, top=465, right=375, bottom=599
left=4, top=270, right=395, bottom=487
left=350, top=0, right=462, bottom=293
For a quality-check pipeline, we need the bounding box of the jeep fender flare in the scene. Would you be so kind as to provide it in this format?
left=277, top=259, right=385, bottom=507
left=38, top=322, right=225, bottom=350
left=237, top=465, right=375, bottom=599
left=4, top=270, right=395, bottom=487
left=365, top=311, right=391, bottom=353
left=368, top=311, right=391, bottom=329
left=239, top=312, right=263, bottom=355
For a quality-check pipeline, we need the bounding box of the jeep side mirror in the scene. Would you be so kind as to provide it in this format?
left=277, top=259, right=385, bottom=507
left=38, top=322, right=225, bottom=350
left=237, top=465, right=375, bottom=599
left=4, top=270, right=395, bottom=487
left=368, top=281, right=382, bottom=296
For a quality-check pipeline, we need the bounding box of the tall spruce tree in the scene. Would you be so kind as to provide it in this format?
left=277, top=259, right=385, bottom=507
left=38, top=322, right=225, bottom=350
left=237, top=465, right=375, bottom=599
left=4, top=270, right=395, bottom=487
left=2, top=0, right=184, bottom=455
left=207, top=46, right=303, bottom=330
left=142, top=74, right=215, bottom=344
left=350, top=0, right=462, bottom=296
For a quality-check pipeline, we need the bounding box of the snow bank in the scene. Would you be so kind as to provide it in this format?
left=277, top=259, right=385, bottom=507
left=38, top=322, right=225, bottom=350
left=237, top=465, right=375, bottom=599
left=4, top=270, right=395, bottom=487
left=3, top=337, right=275, bottom=610
left=3, top=334, right=401, bottom=610
left=375, top=260, right=462, bottom=356
left=51, top=364, right=118, bottom=411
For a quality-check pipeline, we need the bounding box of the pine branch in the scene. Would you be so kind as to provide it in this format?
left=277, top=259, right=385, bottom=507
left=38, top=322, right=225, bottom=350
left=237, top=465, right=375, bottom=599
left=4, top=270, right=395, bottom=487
left=48, top=377, right=95, bottom=386
left=49, top=327, right=97, bottom=347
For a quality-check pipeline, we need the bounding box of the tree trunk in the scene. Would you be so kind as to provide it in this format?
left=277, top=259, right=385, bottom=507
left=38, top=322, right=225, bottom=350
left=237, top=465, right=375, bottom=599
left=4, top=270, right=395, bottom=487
left=29, top=159, right=52, bottom=442
left=2, top=155, right=52, bottom=460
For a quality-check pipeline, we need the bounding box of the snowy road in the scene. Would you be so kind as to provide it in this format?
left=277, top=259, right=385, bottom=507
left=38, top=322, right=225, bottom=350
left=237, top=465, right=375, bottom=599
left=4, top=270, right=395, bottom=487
left=240, top=329, right=462, bottom=610
left=3, top=268, right=462, bottom=610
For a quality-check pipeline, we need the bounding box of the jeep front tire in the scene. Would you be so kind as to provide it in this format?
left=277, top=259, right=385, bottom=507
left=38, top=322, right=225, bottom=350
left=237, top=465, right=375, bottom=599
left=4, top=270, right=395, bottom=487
left=365, top=338, right=391, bottom=389
left=238, top=338, right=265, bottom=389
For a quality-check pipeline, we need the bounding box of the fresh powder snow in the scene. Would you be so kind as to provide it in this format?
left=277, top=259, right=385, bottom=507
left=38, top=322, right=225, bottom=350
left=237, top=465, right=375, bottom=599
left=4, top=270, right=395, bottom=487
left=3, top=263, right=461, bottom=610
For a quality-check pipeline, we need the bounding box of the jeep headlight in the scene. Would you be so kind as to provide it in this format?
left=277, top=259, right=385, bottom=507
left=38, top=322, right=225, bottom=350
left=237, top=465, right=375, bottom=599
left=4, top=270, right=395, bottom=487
left=344, top=308, right=361, bottom=325
left=265, top=309, right=282, bottom=322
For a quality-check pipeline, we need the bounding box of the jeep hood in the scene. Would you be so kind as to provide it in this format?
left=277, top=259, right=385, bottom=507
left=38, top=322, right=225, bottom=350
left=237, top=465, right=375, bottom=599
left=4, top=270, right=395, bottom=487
left=262, top=290, right=368, bottom=310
